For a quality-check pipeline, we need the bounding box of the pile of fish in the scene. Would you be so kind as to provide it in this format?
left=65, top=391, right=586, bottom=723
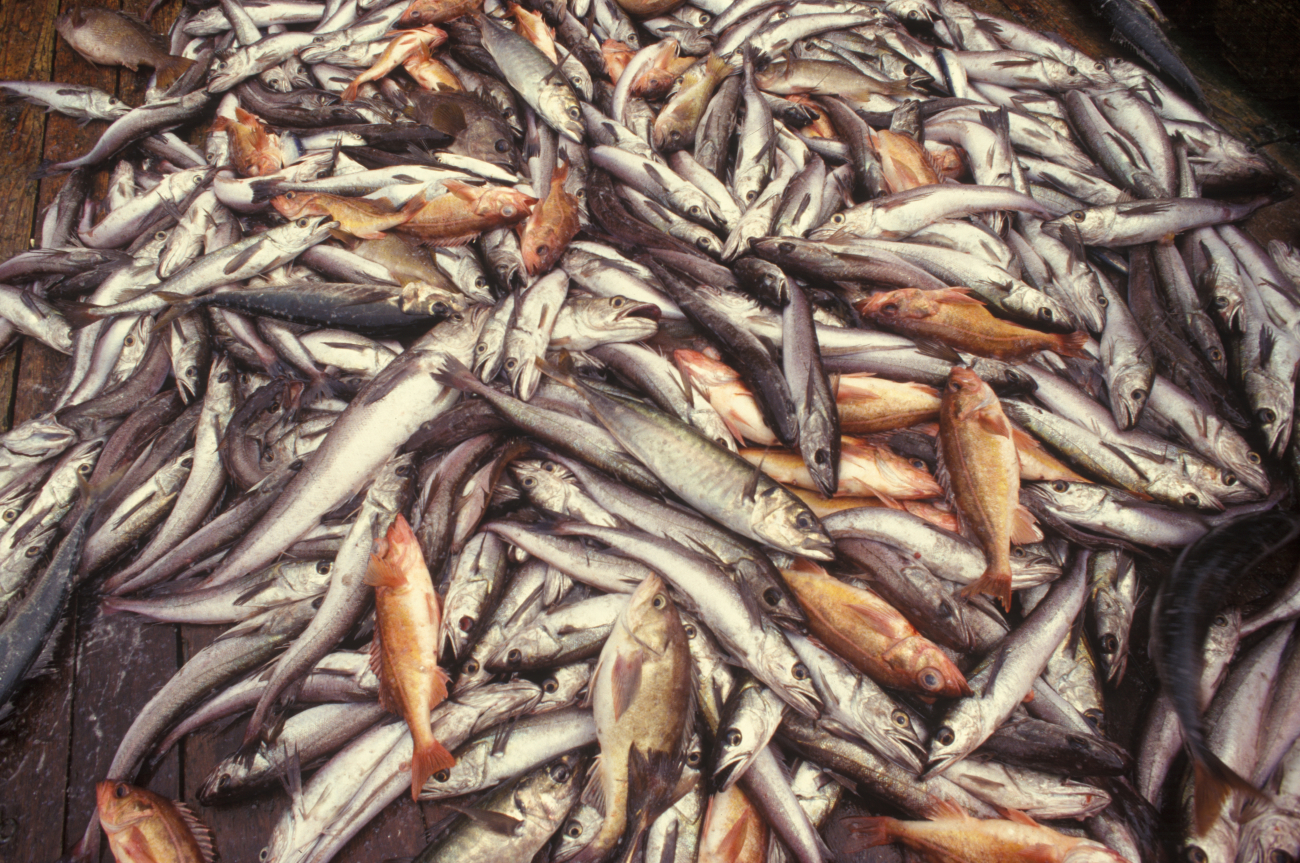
left=0, top=0, right=1299, bottom=860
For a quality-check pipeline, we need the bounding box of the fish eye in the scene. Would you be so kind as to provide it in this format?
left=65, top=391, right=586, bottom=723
left=505, top=358, right=517, bottom=370
left=1067, top=66, right=1078, bottom=75
left=463, top=659, right=479, bottom=674
left=78, top=463, right=92, bottom=475
left=297, top=219, right=309, bottom=227
left=652, top=594, right=666, bottom=609
left=25, top=545, right=40, bottom=557
left=311, top=596, right=323, bottom=609
left=2, top=511, right=14, bottom=522
left=1259, top=408, right=1278, bottom=424
left=1012, top=546, right=1026, bottom=558
left=285, top=192, right=295, bottom=199
left=181, top=457, right=194, bottom=469
left=567, top=107, right=580, bottom=119
left=686, top=749, right=702, bottom=766
left=1051, top=480, right=1070, bottom=492
left=792, top=662, right=809, bottom=681
left=215, top=774, right=229, bottom=789
left=543, top=677, right=559, bottom=693
left=918, top=667, right=943, bottom=692
left=611, top=298, right=625, bottom=308
left=1100, top=633, right=1120, bottom=654
left=725, top=728, right=742, bottom=747
left=155, top=231, right=167, bottom=241
left=1213, top=613, right=1229, bottom=627
left=1248, top=452, right=1262, bottom=465
left=564, top=821, right=583, bottom=838
left=906, top=458, right=927, bottom=471
left=1128, top=389, right=1146, bottom=403
left=1084, top=708, right=1105, bottom=731
left=475, top=343, right=488, bottom=354
left=1094, top=62, right=1104, bottom=70
left=502, top=205, right=516, bottom=218
left=124, top=336, right=135, bottom=347
left=506, top=648, right=522, bottom=665
left=1070, top=211, right=1086, bottom=221
left=186, top=365, right=199, bottom=378
left=684, top=623, right=697, bottom=638
left=689, top=205, right=701, bottom=216
left=395, top=464, right=413, bottom=477
left=1038, top=307, right=1053, bottom=322
left=260, top=850, right=271, bottom=862
left=777, top=242, right=794, bottom=254
left=289, top=459, right=304, bottom=470
left=570, top=75, right=582, bottom=86
left=1212, top=296, right=1229, bottom=309
left=536, top=244, right=549, bottom=258
left=115, top=782, right=131, bottom=799
left=550, top=763, right=571, bottom=782
left=1210, top=349, right=1223, bottom=362
left=695, top=237, right=710, bottom=250
left=522, top=476, right=536, bottom=487
left=1183, top=493, right=1199, bottom=506
left=542, top=462, right=557, bottom=472
left=891, top=709, right=910, bottom=728
left=745, top=190, right=757, bottom=202
left=831, top=214, right=844, bottom=224
left=880, top=302, right=898, bottom=316
left=936, top=726, right=955, bottom=746
left=698, top=12, right=711, bottom=22
left=762, top=587, right=782, bottom=606
left=316, top=560, right=332, bottom=574
left=433, top=769, right=450, bottom=782
left=1223, top=472, right=1237, bottom=486
left=495, top=139, right=509, bottom=153
left=795, top=513, right=813, bottom=529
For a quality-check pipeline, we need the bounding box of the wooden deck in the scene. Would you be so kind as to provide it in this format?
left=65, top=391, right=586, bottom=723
left=0, top=0, right=1294, bottom=861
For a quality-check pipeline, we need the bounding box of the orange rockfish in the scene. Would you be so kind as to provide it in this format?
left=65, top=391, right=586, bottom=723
left=789, top=487, right=961, bottom=532
left=341, top=25, right=448, bottom=101
left=845, top=800, right=1132, bottom=863
left=780, top=559, right=970, bottom=697
left=938, top=367, right=1039, bottom=610
left=836, top=373, right=942, bottom=434
left=272, top=191, right=424, bottom=240
left=97, top=781, right=215, bottom=863
left=396, top=181, right=535, bottom=246
left=869, top=127, right=939, bottom=192
left=857, top=288, right=1089, bottom=362
left=741, top=437, right=941, bottom=503
left=520, top=160, right=581, bottom=275
left=367, top=514, right=455, bottom=800
left=698, top=784, right=768, bottom=863
left=674, top=349, right=774, bottom=446
left=396, top=0, right=481, bottom=26
left=212, top=107, right=281, bottom=178
left=511, top=3, right=557, bottom=62
left=403, top=44, right=463, bottom=92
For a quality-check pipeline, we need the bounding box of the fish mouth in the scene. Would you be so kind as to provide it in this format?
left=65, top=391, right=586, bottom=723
left=881, top=730, right=928, bottom=774
left=920, top=750, right=958, bottom=779
left=616, top=301, right=661, bottom=323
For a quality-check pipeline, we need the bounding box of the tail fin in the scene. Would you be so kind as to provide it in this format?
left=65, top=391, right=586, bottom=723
left=430, top=354, right=492, bottom=397
left=410, top=738, right=456, bottom=801
left=58, top=300, right=105, bottom=331
left=960, top=565, right=1013, bottom=612
left=340, top=78, right=362, bottom=103
left=1053, top=329, right=1090, bottom=359
left=841, top=816, right=894, bottom=853
left=155, top=55, right=195, bottom=91
left=1193, top=752, right=1262, bottom=834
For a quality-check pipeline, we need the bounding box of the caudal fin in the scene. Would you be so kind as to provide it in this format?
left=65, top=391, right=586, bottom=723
left=960, top=565, right=1013, bottom=612
left=841, top=816, right=895, bottom=854
left=1193, top=752, right=1262, bottom=834
left=410, top=738, right=456, bottom=801
left=1052, top=328, right=1090, bottom=359
left=155, top=55, right=195, bottom=91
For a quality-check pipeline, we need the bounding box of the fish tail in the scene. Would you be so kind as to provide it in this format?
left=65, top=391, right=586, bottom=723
left=960, top=565, right=1013, bottom=612
left=340, top=80, right=361, bottom=103
left=431, top=354, right=490, bottom=396
left=56, top=300, right=104, bottom=331
left=155, top=55, right=194, bottom=91
left=841, top=816, right=895, bottom=853
left=1053, top=328, right=1090, bottom=358
left=410, top=737, right=456, bottom=801
left=1193, top=752, right=1261, bottom=834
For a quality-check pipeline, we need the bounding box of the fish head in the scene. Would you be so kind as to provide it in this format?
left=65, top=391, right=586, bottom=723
left=712, top=699, right=776, bottom=791
left=207, top=48, right=255, bottom=93
left=856, top=287, right=924, bottom=322
left=476, top=186, right=537, bottom=223
left=895, top=636, right=971, bottom=698
left=1235, top=806, right=1300, bottom=863
left=944, top=364, right=992, bottom=404
left=371, top=513, right=426, bottom=584
left=532, top=752, right=587, bottom=819
left=1045, top=58, right=1098, bottom=90
left=1245, top=371, right=1295, bottom=457
left=553, top=801, right=604, bottom=862
left=1021, top=479, right=1110, bottom=519
left=95, top=781, right=158, bottom=834
left=754, top=632, right=823, bottom=719
left=923, top=702, right=983, bottom=778
left=566, top=296, right=661, bottom=346
left=749, top=485, right=835, bottom=561
left=396, top=0, right=457, bottom=26
left=536, top=660, right=595, bottom=712
left=857, top=694, right=929, bottom=772
left=1009, top=543, right=1062, bottom=583
left=510, top=459, right=570, bottom=511
left=1045, top=205, right=1111, bottom=248
left=538, top=83, right=585, bottom=143
left=1091, top=590, right=1132, bottom=684
left=1003, top=282, right=1073, bottom=332
left=673, top=348, right=738, bottom=388
left=277, top=214, right=337, bottom=250
left=622, top=573, right=687, bottom=655
left=197, top=758, right=251, bottom=805
left=1105, top=363, right=1152, bottom=431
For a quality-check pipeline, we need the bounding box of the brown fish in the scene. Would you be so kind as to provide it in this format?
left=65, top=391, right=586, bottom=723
left=212, top=108, right=281, bottom=178
left=602, top=39, right=636, bottom=83
left=870, top=127, right=939, bottom=192
left=857, top=288, right=1089, bottom=361
left=836, top=373, right=942, bottom=434
left=789, top=487, right=961, bottom=532
left=652, top=53, right=731, bottom=151
left=781, top=559, right=970, bottom=697
left=938, top=367, right=1039, bottom=610
left=397, top=0, right=483, bottom=26
left=512, top=3, right=558, bottom=62
left=367, top=514, right=455, bottom=800
left=56, top=7, right=193, bottom=88
left=396, top=181, right=535, bottom=246
left=272, top=191, right=424, bottom=240
left=520, top=160, right=581, bottom=275
left=97, top=781, right=215, bottom=863
left=340, top=26, right=448, bottom=101
left=741, top=437, right=942, bottom=502
left=403, top=46, right=463, bottom=92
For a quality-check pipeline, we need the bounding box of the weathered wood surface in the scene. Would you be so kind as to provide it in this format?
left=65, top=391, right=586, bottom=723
left=0, top=0, right=1293, bottom=862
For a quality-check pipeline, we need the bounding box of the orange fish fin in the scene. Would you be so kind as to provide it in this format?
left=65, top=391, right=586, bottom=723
left=1193, top=753, right=1263, bottom=835
left=1011, top=505, right=1042, bottom=544
left=928, top=797, right=972, bottom=822
left=975, top=410, right=1013, bottom=439
left=960, top=566, right=1013, bottom=612
left=717, top=807, right=756, bottom=860
left=410, top=738, right=457, bottom=801
left=340, top=80, right=361, bottom=102
left=841, top=816, right=895, bottom=853
left=444, top=180, right=481, bottom=201
left=365, top=554, right=407, bottom=589
left=211, top=115, right=232, bottom=132
left=611, top=650, right=643, bottom=721
left=1053, top=329, right=1090, bottom=358
left=115, top=826, right=161, bottom=863
left=845, top=601, right=898, bottom=633
left=1000, top=807, right=1040, bottom=827
left=172, top=801, right=216, bottom=863
left=1022, top=845, right=1059, bottom=863
left=935, top=287, right=983, bottom=305
left=399, top=193, right=427, bottom=219
left=1010, top=426, right=1039, bottom=452
left=552, top=159, right=569, bottom=185
left=368, top=634, right=383, bottom=678
left=582, top=754, right=606, bottom=811
left=425, top=232, right=481, bottom=248
left=431, top=665, right=451, bottom=705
